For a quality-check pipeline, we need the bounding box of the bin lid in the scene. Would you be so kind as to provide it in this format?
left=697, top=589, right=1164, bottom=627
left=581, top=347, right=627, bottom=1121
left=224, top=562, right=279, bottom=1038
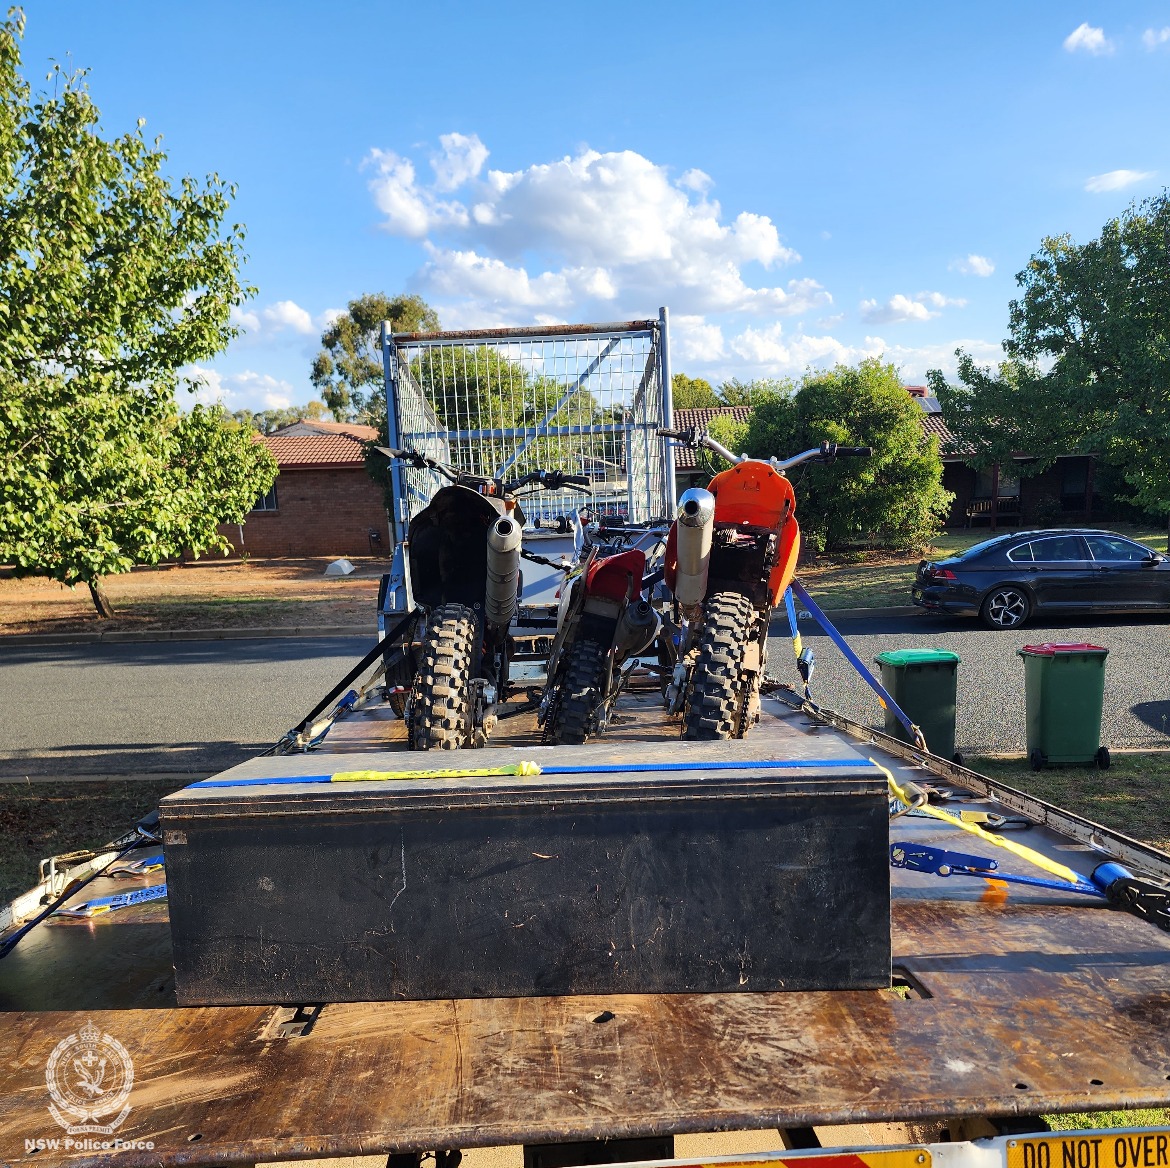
left=874, top=648, right=961, bottom=667
left=1018, top=642, right=1108, bottom=656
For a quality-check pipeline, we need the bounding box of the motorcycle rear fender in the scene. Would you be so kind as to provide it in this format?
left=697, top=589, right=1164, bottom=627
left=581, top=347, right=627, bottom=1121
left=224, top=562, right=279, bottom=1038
left=584, top=548, right=646, bottom=603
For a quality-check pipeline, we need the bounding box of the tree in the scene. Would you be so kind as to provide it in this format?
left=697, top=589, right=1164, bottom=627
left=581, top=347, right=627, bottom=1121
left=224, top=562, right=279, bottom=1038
left=311, top=293, right=439, bottom=426
left=929, top=192, right=1170, bottom=526
left=737, top=359, right=952, bottom=551
left=718, top=376, right=792, bottom=406
left=230, top=401, right=328, bottom=434
left=0, top=12, right=275, bottom=617
left=670, top=373, right=721, bottom=409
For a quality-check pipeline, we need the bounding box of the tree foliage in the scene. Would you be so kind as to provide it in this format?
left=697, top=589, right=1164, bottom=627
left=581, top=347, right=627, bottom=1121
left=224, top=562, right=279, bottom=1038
left=312, top=292, right=439, bottom=426
left=230, top=401, right=328, bottom=434
left=670, top=373, right=720, bottom=409
left=717, top=376, right=793, bottom=405
left=929, top=193, right=1170, bottom=518
left=736, top=359, right=952, bottom=551
left=0, top=11, right=274, bottom=616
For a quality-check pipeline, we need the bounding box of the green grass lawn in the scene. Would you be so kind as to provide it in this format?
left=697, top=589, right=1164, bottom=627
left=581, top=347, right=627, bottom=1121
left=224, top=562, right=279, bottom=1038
left=971, top=752, right=1170, bottom=852
left=801, top=522, right=1169, bottom=611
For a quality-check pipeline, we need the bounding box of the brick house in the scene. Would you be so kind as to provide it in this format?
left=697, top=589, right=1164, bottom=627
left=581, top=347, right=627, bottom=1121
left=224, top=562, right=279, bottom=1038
left=220, top=421, right=393, bottom=558
left=907, top=387, right=1099, bottom=530
left=671, top=405, right=754, bottom=495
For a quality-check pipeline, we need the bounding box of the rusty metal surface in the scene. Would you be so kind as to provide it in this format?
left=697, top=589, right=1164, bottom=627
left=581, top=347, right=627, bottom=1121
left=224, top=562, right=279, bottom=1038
left=3, top=697, right=1170, bottom=1166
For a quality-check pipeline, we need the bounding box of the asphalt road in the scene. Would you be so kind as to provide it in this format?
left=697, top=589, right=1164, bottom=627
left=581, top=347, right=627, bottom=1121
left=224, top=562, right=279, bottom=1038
left=0, top=636, right=372, bottom=779
left=769, top=610, right=1170, bottom=755
left=1, top=613, right=1168, bottom=779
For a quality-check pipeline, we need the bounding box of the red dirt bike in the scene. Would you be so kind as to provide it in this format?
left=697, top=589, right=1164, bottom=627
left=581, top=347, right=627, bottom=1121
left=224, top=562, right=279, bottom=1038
left=538, top=515, right=669, bottom=744
left=659, top=428, right=870, bottom=740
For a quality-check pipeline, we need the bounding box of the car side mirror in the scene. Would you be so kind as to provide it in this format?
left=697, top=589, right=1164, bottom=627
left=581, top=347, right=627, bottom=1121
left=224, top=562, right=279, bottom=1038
left=1147, top=552, right=1166, bottom=564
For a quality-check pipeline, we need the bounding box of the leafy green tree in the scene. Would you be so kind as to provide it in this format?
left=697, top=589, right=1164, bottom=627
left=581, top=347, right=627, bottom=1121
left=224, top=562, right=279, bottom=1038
left=929, top=192, right=1170, bottom=527
left=312, top=293, right=439, bottom=425
left=671, top=373, right=721, bottom=409
left=738, top=359, right=952, bottom=551
left=718, top=376, right=792, bottom=406
left=0, top=12, right=274, bottom=617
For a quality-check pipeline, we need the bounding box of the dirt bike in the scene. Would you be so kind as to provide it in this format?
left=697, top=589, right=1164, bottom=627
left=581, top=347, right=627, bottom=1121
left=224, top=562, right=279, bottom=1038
left=658, top=428, right=871, bottom=740
left=538, top=516, right=669, bottom=744
left=379, top=446, right=591, bottom=750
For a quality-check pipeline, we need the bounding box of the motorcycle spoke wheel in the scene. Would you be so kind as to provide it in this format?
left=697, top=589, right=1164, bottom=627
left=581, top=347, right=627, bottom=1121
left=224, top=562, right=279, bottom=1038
left=683, top=591, right=757, bottom=741
left=411, top=603, right=476, bottom=750
left=548, top=639, right=608, bottom=745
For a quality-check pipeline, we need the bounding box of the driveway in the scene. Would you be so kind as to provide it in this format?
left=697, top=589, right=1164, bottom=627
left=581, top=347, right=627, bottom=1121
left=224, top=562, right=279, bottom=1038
left=769, top=610, right=1170, bottom=755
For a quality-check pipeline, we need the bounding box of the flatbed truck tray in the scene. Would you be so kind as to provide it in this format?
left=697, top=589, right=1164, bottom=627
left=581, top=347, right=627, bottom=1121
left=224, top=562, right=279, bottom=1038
left=2, top=690, right=1169, bottom=1167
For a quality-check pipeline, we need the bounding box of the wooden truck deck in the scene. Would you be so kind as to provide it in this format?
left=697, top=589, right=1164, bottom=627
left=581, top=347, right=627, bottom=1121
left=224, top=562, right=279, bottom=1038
left=2, top=687, right=1169, bottom=1167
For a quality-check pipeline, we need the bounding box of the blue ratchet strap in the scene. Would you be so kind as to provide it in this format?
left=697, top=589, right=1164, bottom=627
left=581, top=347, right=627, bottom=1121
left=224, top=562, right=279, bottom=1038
left=52, top=883, right=169, bottom=919
left=890, top=842, right=1106, bottom=898
left=790, top=578, right=927, bottom=751
left=782, top=587, right=811, bottom=701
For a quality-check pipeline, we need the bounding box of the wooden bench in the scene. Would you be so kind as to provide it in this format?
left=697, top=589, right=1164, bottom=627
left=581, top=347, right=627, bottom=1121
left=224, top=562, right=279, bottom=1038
left=965, top=494, right=1021, bottom=526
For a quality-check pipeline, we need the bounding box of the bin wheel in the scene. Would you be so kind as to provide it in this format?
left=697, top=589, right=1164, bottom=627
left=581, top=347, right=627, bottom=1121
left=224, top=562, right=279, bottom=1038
left=1029, top=748, right=1046, bottom=771
left=1096, top=746, right=1111, bottom=769
left=952, top=751, right=964, bottom=766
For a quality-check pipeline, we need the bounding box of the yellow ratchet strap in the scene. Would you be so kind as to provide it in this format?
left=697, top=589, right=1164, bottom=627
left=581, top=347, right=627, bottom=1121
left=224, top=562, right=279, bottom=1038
left=331, top=762, right=543, bottom=782
left=878, top=760, right=1083, bottom=886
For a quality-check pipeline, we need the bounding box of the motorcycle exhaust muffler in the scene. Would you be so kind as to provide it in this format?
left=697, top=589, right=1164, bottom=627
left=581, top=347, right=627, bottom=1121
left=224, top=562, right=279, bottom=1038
left=485, top=516, right=522, bottom=628
left=673, top=488, right=714, bottom=607
left=613, top=598, right=660, bottom=658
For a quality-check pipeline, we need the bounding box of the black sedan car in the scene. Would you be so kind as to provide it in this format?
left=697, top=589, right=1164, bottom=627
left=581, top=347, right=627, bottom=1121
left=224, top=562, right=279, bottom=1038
left=912, top=529, right=1170, bottom=628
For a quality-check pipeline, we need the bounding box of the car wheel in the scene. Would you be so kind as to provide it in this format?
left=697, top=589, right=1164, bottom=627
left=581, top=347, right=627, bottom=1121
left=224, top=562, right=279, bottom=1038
left=981, top=585, right=1031, bottom=629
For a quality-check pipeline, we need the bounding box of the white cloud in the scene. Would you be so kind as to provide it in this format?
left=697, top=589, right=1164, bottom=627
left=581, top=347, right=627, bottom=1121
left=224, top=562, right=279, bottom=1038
left=364, top=148, right=469, bottom=237
left=368, top=136, right=815, bottom=318
left=1143, top=27, right=1170, bottom=48
left=261, top=300, right=315, bottom=335
left=1085, top=168, right=1155, bottom=193
left=950, top=254, right=995, bottom=277
left=677, top=168, right=713, bottom=193
left=182, top=366, right=297, bottom=410
left=230, top=306, right=260, bottom=332
left=430, top=132, right=489, bottom=192
left=859, top=291, right=964, bottom=324
left=1064, top=23, right=1113, bottom=54
left=672, top=315, right=726, bottom=362
left=729, top=323, right=884, bottom=371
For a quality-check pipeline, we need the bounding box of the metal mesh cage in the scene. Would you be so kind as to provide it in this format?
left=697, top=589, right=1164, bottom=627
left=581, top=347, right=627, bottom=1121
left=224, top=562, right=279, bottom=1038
left=382, top=316, right=675, bottom=541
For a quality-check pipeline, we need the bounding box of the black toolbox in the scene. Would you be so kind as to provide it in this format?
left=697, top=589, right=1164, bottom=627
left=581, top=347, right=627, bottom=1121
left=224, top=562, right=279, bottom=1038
left=161, top=733, right=890, bottom=1005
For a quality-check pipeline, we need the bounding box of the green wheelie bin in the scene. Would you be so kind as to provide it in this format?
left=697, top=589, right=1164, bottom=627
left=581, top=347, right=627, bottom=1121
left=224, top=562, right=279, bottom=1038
left=1017, top=642, right=1110, bottom=770
left=874, top=648, right=962, bottom=762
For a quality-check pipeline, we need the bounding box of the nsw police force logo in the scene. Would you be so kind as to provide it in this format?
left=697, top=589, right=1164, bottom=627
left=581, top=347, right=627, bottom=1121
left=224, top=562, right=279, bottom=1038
left=45, top=1019, right=134, bottom=1135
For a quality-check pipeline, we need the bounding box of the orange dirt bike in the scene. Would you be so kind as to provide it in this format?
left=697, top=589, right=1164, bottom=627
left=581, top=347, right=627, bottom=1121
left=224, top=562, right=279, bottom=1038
left=658, top=428, right=871, bottom=740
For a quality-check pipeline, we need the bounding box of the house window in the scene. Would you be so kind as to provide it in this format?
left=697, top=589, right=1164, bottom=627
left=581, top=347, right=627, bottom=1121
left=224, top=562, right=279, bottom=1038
left=974, top=468, right=1020, bottom=498
left=251, top=485, right=279, bottom=512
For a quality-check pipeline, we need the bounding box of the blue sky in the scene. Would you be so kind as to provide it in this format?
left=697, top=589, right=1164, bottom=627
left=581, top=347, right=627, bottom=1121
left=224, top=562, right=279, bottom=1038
left=24, top=2, right=1170, bottom=411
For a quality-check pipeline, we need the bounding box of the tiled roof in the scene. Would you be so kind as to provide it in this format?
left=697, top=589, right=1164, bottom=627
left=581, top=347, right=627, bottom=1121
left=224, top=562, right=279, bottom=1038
left=262, top=433, right=369, bottom=469
left=671, top=406, right=754, bottom=470
left=269, top=419, right=379, bottom=441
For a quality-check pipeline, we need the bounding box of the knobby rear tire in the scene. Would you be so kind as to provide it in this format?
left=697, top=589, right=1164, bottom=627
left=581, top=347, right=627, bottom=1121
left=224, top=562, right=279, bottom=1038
left=548, top=638, right=608, bottom=745
left=411, top=603, right=476, bottom=750
left=683, top=591, right=757, bottom=740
